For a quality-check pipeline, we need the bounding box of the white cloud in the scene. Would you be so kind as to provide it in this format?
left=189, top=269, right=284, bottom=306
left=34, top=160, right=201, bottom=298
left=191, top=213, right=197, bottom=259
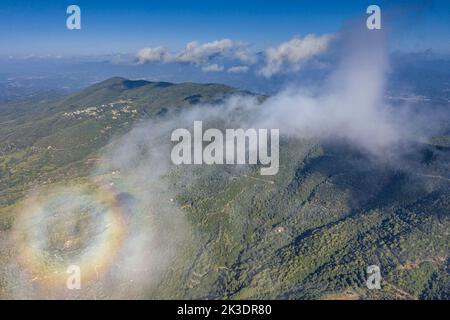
left=227, top=65, right=249, bottom=73
left=137, top=39, right=256, bottom=66
left=136, top=47, right=171, bottom=64
left=259, top=34, right=334, bottom=77
left=178, top=39, right=255, bottom=65
left=136, top=36, right=334, bottom=78
left=202, top=64, right=224, bottom=72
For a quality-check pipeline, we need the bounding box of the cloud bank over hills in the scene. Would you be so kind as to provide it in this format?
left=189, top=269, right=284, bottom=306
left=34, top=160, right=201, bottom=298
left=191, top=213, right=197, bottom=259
left=136, top=34, right=335, bottom=77
left=259, top=34, right=335, bottom=77
left=136, top=39, right=255, bottom=69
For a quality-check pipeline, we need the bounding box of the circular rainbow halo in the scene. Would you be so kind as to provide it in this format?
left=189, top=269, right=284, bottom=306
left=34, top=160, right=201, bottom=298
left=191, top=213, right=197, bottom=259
left=13, top=183, right=126, bottom=295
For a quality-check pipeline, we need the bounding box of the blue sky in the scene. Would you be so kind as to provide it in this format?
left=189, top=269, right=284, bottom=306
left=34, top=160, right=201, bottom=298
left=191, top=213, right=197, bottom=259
left=1, top=0, right=449, bottom=56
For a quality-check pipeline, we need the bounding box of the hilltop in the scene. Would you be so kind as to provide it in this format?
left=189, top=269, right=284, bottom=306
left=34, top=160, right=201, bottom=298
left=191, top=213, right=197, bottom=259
left=0, top=77, right=240, bottom=206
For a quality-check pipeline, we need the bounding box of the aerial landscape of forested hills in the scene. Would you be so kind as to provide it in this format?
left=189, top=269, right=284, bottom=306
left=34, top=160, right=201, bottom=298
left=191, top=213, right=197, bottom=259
left=0, top=77, right=449, bottom=299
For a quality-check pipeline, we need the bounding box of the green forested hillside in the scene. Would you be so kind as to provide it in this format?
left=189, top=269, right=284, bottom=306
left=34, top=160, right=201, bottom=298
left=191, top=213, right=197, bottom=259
left=0, top=77, right=238, bottom=206
left=0, top=78, right=448, bottom=299
left=156, top=138, right=449, bottom=300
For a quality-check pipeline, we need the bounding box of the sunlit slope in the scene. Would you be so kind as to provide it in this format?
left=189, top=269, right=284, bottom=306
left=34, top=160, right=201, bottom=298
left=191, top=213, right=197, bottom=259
left=159, top=139, right=449, bottom=299
left=0, top=77, right=238, bottom=206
